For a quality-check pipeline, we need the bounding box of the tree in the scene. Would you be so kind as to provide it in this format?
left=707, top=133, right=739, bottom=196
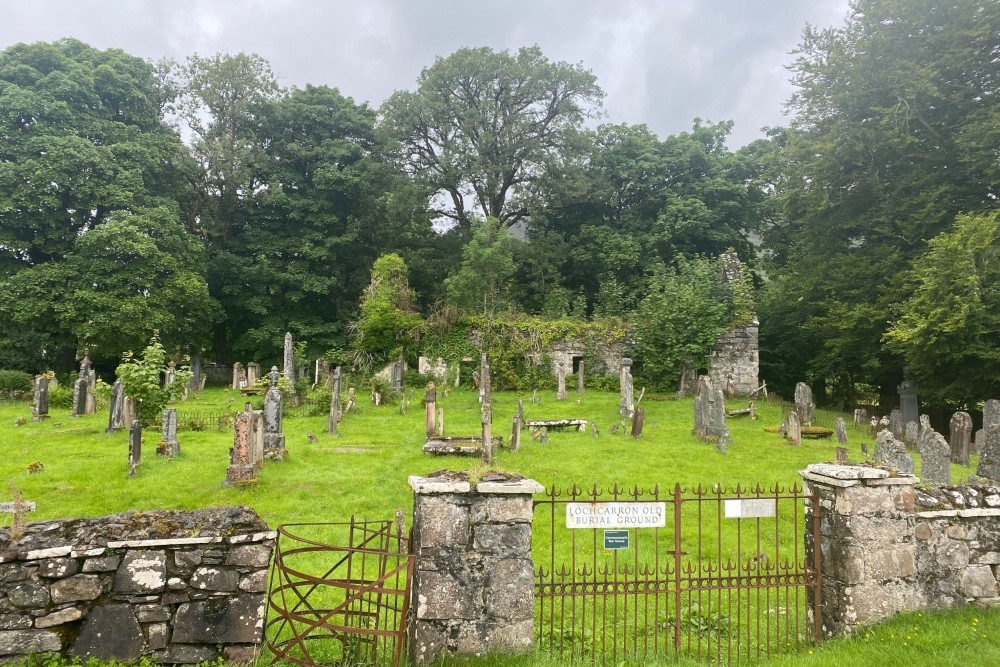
left=116, top=334, right=192, bottom=426
left=444, top=218, right=517, bottom=316
left=353, top=254, right=422, bottom=367
left=885, top=212, right=1000, bottom=406
left=380, top=46, right=603, bottom=233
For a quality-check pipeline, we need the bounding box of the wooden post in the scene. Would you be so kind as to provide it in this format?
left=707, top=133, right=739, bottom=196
left=425, top=382, right=437, bottom=438
left=631, top=406, right=645, bottom=439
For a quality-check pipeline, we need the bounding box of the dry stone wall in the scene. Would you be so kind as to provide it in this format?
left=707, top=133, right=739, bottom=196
left=0, top=507, right=273, bottom=663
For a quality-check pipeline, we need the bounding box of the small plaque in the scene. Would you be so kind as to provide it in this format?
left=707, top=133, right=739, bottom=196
left=0, top=501, right=36, bottom=512
left=724, top=499, right=776, bottom=519
left=604, top=530, right=630, bottom=550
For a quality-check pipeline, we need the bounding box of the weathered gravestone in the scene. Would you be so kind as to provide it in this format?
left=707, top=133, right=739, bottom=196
left=32, top=376, right=50, bottom=422
left=188, top=354, right=202, bottom=393
left=784, top=411, right=802, bottom=446
left=105, top=380, right=124, bottom=433
left=853, top=408, right=867, bottom=426
left=692, top=377, right=731, bottom=446
left=232, top=362, right=245, bottom=390
left=263, top=366, right=287, bottom=461
left=164, top=360, right=176, bottom=386
left=975, top=400, right=1000, bottom=481
left=631, top=406, right=645, bottom=439
left=282, top=332, right=295, bottom=386
left=888, top=408, right=904, bottom=440
left=917, top=421, right=951, bottom=484
left=677, top=361, right=697, bottom=399
left=793, top=382, right=815, bottom=425
left=903, top=421, right=919, bottom=447
left=834, top=417, right=847, bottom=444
left=974, top=428, right=984, bottom=456
left=122, top=396, right=136, bottom=430
left=556, top=369, right=567, bottom=400
left=424, top=382, right=436, bottom=438
left=327, top=366, right=342, bottom=435
left=224, top=411, right=257, bottom=486
left=873, top=429, right=914, bottom=475
left=577, top=360, right=585, bottom=394
left=481, top=355, right=493, bottom=465
left=72, top=375, right=88, bottom=418
left=127, top=420, right=141, bottom=477
left=158, top=408, right=180, bottom=457
left=949, top=411, right=973, bottom=467
left=314, top=358, right=330, bottom=388
left=244, top=362, right=258, bottom=387
left=619, top=358, right=634, bottom=418
left=84, top=369, right=96, bottom=415
left=391, top=357, right=404, bottom=395
left=898, top=369, right=919, bottom=426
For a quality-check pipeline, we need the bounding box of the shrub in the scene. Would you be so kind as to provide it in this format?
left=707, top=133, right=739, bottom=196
left=0, top=370, right=32, bottom=393
left=49, top=385, right=74, bottom=409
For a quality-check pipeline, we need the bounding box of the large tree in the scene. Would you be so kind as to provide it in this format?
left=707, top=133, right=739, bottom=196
left=380, top=46, right=603, bottom=233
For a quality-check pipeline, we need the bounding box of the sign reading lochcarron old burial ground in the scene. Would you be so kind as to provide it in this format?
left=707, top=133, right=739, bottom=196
left=566, top=502, right=666, bottom=528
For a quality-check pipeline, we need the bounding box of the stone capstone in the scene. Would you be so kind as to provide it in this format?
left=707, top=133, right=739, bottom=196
left=69, top=604, right=143, bottom=661
left=171, top=595, right=266, bottom=644
left=113, top=550, right=167, bottom=593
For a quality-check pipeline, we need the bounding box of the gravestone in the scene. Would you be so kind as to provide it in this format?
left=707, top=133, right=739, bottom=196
left=72, top=376, right=88, bottom=418
left=32, top=376, right=50, bottom=422
left=224, top=411, right=257, bottom=486
left=785, top=411, right=802, bottom=446
left=898, top=369, right=919, bottom=426
left=327, top=366, right=342, bottom=435
left=122, top=396, right=136, bottom=429
left=975, top=400, right=1000, bottom=480
left=391, top=357, right=404, bottom=395
left=577, top=360, right=585, bottom=394
left=631, top=406, right=645, bottom=439
left=692, top=377, right=731, bottom=446
left=903, top=421, right=919, bottom=447
left=873, top=429, right=914, bottom=475
left=437, top=407, right=444, bottom=437
left=246, top=362, right=260, bottom=387
left=511, top=414, right=521, bottom=452
left=159, top=408, right=180, bottom=457
left=917, top=424, right=951, bottom=484
left=619, top=358, right=634, bottom=418
left=793, top=382, right=815, bottom=425
left=105, top=380, right=124, bottom=433
left=80, top=348, right=91, bottom=378
left=517, top=399, right=524, bottom=430
left=677, top=361, right=697, bottom=399
left=283, top=332, right=295, bottom=386
left=479, top=353, right=488, bottom=403
left=84, top=369, right=97, bottom=414
left=314, top=359, right=330, bottom=387
left=424, top=382, right=437, bottom=438
left=263, top=366, right=287, bottom=460
left=888, top=409, right=903, bottom=440
left=128, top=420, right=141, bottom=477
left=836, top=447, right=849, bottom=463
left=251, top=409, right=264, bottom=469
left=949, top=411, right=972, bottom=466
left=556, top=369, right=567, bottom=400
left=188, top=354, right=202, bottom=393
left=232, top=362, right=245, bottom=390
left=834, top=417, right=847, bottom=444
left=973, top=428, right=984, bottom=456
left=853, top=408, right=867, bottom=426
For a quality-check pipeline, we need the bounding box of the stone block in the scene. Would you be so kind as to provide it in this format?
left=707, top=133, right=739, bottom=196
left=417, top=497, right=470, bottom=548
left=0, top=629, right=61, bottom=656
left=173, top=551, right=202, bottom=571
left=37, top=558, right=78, bottom=578
left=160, top=644, right=219, bottom=664
left=69, top=604, right=143, bottom=661
left=136, top=604, right=171, bottom=622
left=484, top=496, right=534, bottom=523
left=239, top=570, right=268, bottom=593
left=172, top=594, right=266, bottom=644
left=412, top=621, right=449, bottom=665
left=114, top=550, right=167, bottom=593
left=961, top=565, right=998, bottom=598
left=867, top=545, right=916, bottom=581
left=0, top=615, right=31, bottom=631
left=222, top=645, right=258, bottom=663
left=415, top=571, right=479, bottom=620
left=488, top=618, right=534, bottom=653
left=225, top=544, right=271, bottom=568
left=82, top=556, right=120, bottom=573
left=34, top=606, right=83, bottom=628
left=914, top=522, right=933, bottom=540
left=473, top=524, right=531, bottom=557
left=938, top=540, right=971, bottom=569
left=835, top=486, right=896, bottom=516
left=190, top=566, right=239, bottom=591
left=485, top=559, right=534, bottom=621
left=146, top=622, right=168, bottom=650
left=7, top=582, right=50, bottom=608
left=849, top=580, right=926, bottom=625
left=50, top=574, right=103, bottom=604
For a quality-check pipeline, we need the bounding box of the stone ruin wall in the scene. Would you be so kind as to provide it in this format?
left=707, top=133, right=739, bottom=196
left=803, top=464, right=1000, bottom=638
left=708, top=319, right=759, bottom=397
left=0, top=506, right=273, bottom=664
left=547, top=341, right=626, bottom=377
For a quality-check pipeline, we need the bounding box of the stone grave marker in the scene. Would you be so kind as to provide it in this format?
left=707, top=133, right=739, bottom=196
left=556, top=369, right=567, bottom=400
left=72, top=375, right=88, bottom=418
left=158, top=408, right=180, bottom=457
left=128, top=420, right=141, bottom=477
left=974, top=428, right=984, bottom=456
left=949, top=411, right=972, bottom=466
left=425, top=382, right=437, bottom=438
left=577, top=360, right=585, bottom=394
left=692, top=377, right=731, bottom=446
left=917, top=423, right=951, bottom=484
left=976, top=400, right=1000, bottom=481
left=437, top=407, right=444, bottom=437
left=105, top=380, right=124, bottom=433
left=224, top=411, right=257, bottom=486
left=391, top=357, right=404, bottom=395
left=263, top=366, right=287, bottom=460
left=84, top=369, right=96, bottom=414
left=188, top=354, right=202, bottom=393
left=164, top=360, right=176, bottom=386
left=889, top=408, right=903, bottom=440
left=873, top=429, right=914, bottom=475
left=511, top=413, right=521, bottom=452
left=785, top=411, right=802, bottom=446
left=835, top=417, right=847, bottom=444
left=32, top=376, right=50, bottom=422
left=328, top=366, right=342, bottom=435
left=283, top=332, right=295, bottom=385
left=853, top=408, right=867, bottom=426
left=793, top=382, right=815, bottom=425
left=836, top=447, right=849, bottom=463
left=631, top=406, right=645, bottom=439
left=898, top=369, right=919, bottom=426
left=619, top=358, right=634, bottom=418
left=251, top=409, right=264, bottom=468
left=517, top=399, right=524, bottom=428
left=903, top=421, right=919, bottom=447
left=246, top=362, right=260, bottom=387
left=232, top=362, right=245, bottom=389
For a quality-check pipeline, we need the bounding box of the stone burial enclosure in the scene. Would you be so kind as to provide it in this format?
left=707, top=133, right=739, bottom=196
left=0, top=506, right=275, bottom=663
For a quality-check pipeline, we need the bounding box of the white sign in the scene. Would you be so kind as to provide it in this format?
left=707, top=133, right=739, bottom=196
left=724, top=499, right=776, bottom=519
left=566, top=502, right=666, bottom=528
left=0, top=501, right=36, bottom=512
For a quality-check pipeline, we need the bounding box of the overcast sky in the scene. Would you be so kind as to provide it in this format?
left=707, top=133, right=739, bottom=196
left=2, top=0, right=850, bottom=148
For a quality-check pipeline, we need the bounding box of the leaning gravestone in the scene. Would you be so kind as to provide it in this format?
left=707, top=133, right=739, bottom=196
left=949, top=411, right=972, bottom=466
left=106, top=380, right=124, bottom=433
left=128, top=420, right=142, bottom=477
left=834, top=417, right=847, bottom=444
left=158, top=408, right=180, bottom=457
left=692, top=377, right=731, bottom=446
left=793, top=382, right=815, bottom=425
left=32, top=376, right=49, bottom=422
left=888, top=408, right=904, bottom=440
left=224, top=411, right=257, bottom=486
left=853, top=408, right=868, bottom=426
left=873, top=429, right=914, bottom=475
left=263, top=366, right=287, bottom=460
left=975, top=400, right=1000, bottom=481
left=917, top=424, right=951, bottom=484
left=619, top=358, right=634, bottom=418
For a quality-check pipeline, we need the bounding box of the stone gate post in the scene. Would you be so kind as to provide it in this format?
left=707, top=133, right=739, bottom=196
left=408, top=474, right=543, bottom=664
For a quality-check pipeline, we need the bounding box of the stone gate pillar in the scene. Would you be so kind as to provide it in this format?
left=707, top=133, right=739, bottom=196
left=408, top=474, right=543, bottom=664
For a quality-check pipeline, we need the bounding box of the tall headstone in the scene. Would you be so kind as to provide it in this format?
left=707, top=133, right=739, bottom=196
left=631, top=406, right=645, bottom=439
left=72, top=376, right=88, bottom=418
left=516, top=399, right=524, bottom=430
left=873, top=429, right=914, bottom=475
left=159, top=408, right=180, bottom=457
left=263, top=366, right=287, bottom=460
left=974, top=428, right=984, bottom=456
left=949, top=411, right=973, bottom=466
left=903, top=421, right=919, bottom=447
left=105, top=380, right=124, bottom=433
left=619, top=358, right=634, bottom=418
left=975, top=400, right=1000, bottom=481
left=232, top=362, right=245, bottom=390
left=785, top=411, right=802, bottom=446
left=122, top=396, right=136, bottom=429
left=224, top=411, right=257, bottom=486
left=31, top=376, right=50, bottom=422
left=692, top=377, right=731, bottom=446
left=479, top=353, right=488, bottom=403
left=251, top=409, right=265, bottom=469
left=283, top=332, right=295, bottom=385
left=79, top=348, right=92, bottom=379
left=834, top=417, right=848, bottom=444
left=84, top=369, right=97, bottom=414
left=246, top=362, right=260, bottom=387
left=128, top=420, right=142, bottom=477
left=391, top=357, right=404, bottom=394
left=576, top=360, right=585, bottom=394
left=677, top=361, right=697, bottom=399
left=556, top=369, right=567, bottom=400
left=328, top=366, right=342, bottom=435
left=425, top=382, right=437, bottom=438
left=898, top=369, right=919, bottom=427
left=888, top=408, right=904, bottom=440
left=917, top=424, right=951, bottom=484
left=188, top=354, right=202, bottom=393
left=793, top=382, right=815, bottom=426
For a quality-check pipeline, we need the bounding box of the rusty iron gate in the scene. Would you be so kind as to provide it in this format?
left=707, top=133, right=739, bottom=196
left=264, top=519, right=413, bottom=667
left=534, top=482, right=821, bottom=665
